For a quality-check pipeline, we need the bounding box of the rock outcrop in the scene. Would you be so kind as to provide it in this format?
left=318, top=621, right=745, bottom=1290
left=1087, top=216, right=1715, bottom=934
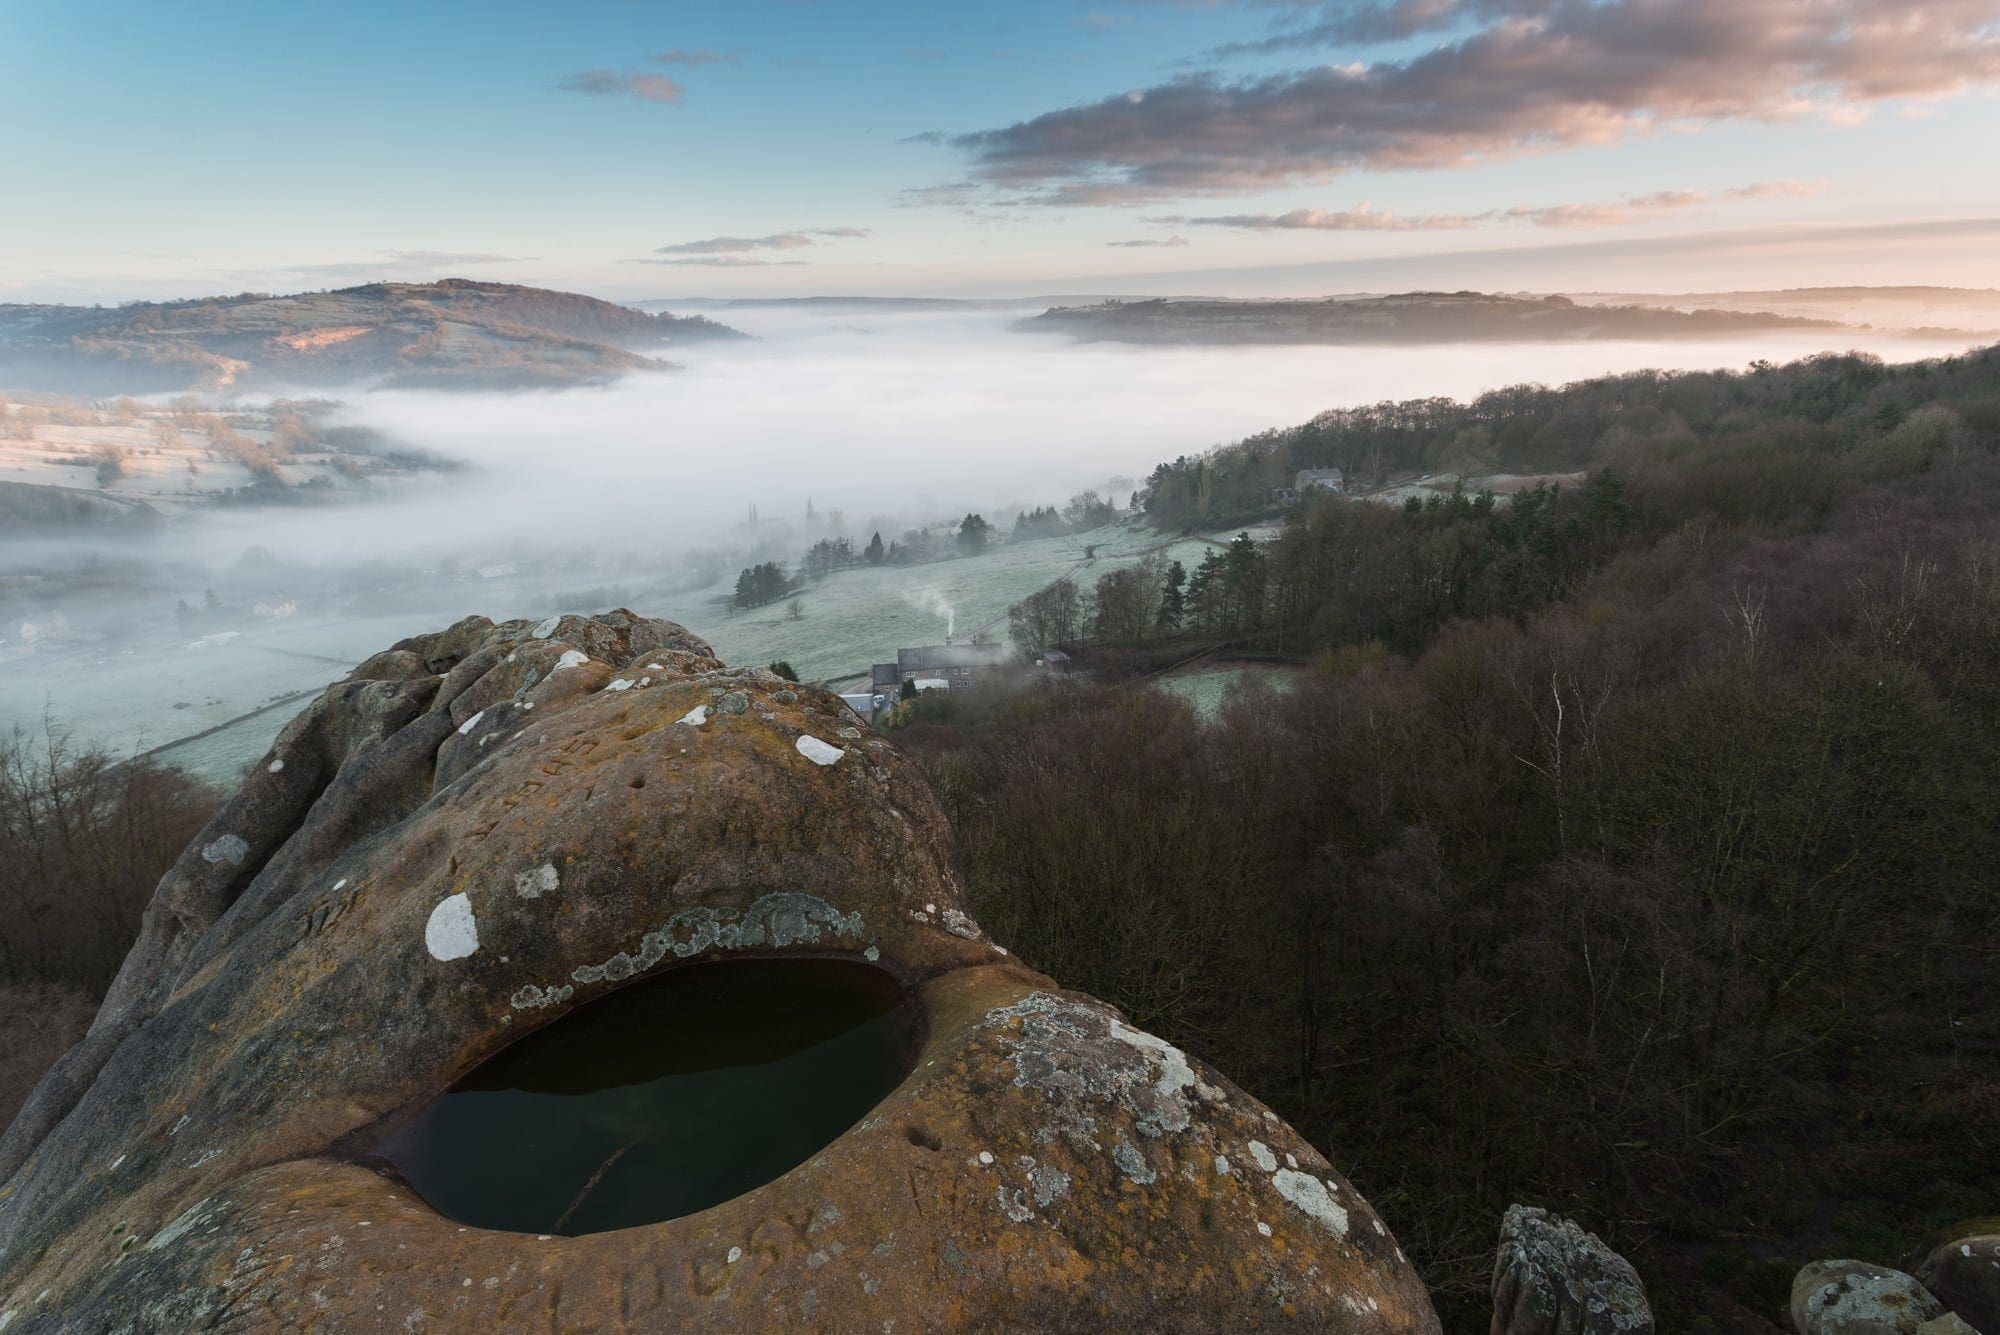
left=1490, top=1204, right=1653, bottom=1335
left=0, top=612, right=1441, bottom=1332
left=1791, top=1260, right=1947, bottom=1334
left=1913, top=1231, right=2000, bottom=1334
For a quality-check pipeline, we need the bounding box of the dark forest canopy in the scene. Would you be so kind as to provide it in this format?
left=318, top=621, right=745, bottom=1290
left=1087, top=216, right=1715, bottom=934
left=909, top=338, right=2000, bottom=1329
left=1143, top=344, right=2000, bottom=529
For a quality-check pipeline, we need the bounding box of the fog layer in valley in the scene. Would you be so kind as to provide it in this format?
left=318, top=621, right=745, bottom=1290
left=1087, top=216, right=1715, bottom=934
left=2, top=304, right=1985, bottom=780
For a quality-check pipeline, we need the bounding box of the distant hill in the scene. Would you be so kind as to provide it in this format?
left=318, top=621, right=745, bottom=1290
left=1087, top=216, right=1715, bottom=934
left=633, top=296, right=990, bottom=312
left=0, top=280, right=747, bottom=394
left=1017, top=291, right=1844, bottom=346
left=1567, top=285, right=2000, bottom=339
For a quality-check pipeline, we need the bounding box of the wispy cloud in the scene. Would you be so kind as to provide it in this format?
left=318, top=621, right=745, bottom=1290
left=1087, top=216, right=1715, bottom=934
left=1157, top=181, right=1829, bottom=233
left=626, top=255, right=812, bottom=268
left=1107, top=235, right=1190, bottom=247
left=378, top=250, right=532, bottom=267
left=650, top=228, right=871, bottom=256
left=651, top=48, right=739, bottom=67
left=230, top=251, right=535, bottom=283
left=1161, top=203, right=1476, bottom=232
left=557, top=68, right=686, bottom=105
left=948, top=0, right=2000, bottom=204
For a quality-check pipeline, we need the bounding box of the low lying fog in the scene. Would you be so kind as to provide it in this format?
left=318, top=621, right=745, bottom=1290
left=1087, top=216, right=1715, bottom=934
left=214, top=307, right=1984, bottom=567
left=2, top=306, right=1987, bottom=777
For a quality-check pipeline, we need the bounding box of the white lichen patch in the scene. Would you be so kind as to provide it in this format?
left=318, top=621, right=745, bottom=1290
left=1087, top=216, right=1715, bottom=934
left=554, top=649, right=589, bottom=672
left=1111, top=1140, right=1156, bottom=1185
left=1256, top=1222, right=1272, bottom=1238
left=796, top=735, right=844, bottom=766
left=518, top=893, right=867, bottom=1004
left=1108, top=1018, right=1217, bottom=1131
left=1272, top=1168, right=1349, bottom=1238
left=513, top=863, right=559, bottom=899
left=510, top=983, right=572, bottom=1010
left=983, top=992, right=1219, bottom=1173
left=1247, top=1140, right=1278, bottom=1173
left=267, top=758, right=284, bottom=774
left=605, top=678, right=634, bottom=692
left=997, top=1185, right=1034, bottom=1224
left=456, top=710, right=485, bottom=737
left=201, top=834, right=248, bottom=866
left=1215, top=1155, right=1231, bottom=1176
left=531, top=616, right=561, bottom=640
left=424, top=893, right=479, bottom=961
left=727, top=1247, right=742, bottom=1264
left=146, top=1198, right=217, bottom=1252
left=678, top=705, right=710, bottom=727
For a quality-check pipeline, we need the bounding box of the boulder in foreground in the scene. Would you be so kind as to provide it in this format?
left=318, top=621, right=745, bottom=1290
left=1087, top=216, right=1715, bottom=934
left=0, top=612, right=1440, bottom=1332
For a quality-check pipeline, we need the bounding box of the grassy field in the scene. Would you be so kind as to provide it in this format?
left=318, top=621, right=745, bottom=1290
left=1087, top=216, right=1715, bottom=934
left=1, top=517, right=1259, bottom=784
left=1155, top=660, right=1302, bottom=719
left=635, top=518, right=1230, bottom=688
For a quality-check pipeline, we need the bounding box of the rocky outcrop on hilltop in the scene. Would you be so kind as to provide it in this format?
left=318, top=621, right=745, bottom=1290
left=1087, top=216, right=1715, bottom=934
left=0, top=611, right=1440, bottom=1332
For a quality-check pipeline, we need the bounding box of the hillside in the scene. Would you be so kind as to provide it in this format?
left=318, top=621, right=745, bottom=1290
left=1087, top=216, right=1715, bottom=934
left=0, top=393, right=458, bottom=526
left=0, top=279, right=746, bottom=395
left=1569, top=285, right=2000, bottom=338
left=1018, top=290, right=1844, bottom=346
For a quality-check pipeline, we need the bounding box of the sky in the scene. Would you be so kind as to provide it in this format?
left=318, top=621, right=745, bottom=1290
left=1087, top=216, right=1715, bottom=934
left=5, top=0, right=2000, bottom=303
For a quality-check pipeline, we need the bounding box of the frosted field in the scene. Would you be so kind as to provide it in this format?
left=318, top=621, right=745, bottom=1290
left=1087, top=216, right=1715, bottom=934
left=638, top=518, right=1227, bottom=688
left=1156, top=662, right=1301, bottom=720
left=0, top=609, right=458, bottom=783
left=0, top=519, right=1238, bottom=783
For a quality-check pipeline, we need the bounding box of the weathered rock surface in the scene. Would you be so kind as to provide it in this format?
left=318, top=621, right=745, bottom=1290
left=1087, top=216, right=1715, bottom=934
left=1913, top=1232, right=2000, bottom=1334
left=1914, top=1313, right=1979, bottom=1335
left=0, top=612, right=1441, bottom=1332
left=1792, top=1260, right=1947, bottom=1334
left=1490, top=1204, right=1653, bottom=1335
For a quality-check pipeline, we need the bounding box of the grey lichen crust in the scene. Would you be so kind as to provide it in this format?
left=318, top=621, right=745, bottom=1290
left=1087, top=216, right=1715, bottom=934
left=1790, top=1260, right=1946, bottom=1334
left=1492, top=1204, right=1654, bottom=1335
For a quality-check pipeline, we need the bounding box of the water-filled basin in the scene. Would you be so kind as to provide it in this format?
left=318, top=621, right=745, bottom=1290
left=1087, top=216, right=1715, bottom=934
left=370, top=957, right=921, bottom=1236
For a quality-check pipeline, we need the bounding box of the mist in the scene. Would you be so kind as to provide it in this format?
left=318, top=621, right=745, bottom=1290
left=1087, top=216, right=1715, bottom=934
left=1, top=304, right=1987, bottom=779
left=263, top=307, right=1984, bottom=564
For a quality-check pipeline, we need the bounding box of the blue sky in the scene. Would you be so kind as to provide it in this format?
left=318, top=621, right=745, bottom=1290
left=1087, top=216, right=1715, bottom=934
left=4, top=0, right=1998, bottom=302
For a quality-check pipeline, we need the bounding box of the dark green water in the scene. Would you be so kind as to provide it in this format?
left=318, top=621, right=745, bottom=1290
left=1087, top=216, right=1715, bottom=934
left=371, top=957, right=920, bottom=1236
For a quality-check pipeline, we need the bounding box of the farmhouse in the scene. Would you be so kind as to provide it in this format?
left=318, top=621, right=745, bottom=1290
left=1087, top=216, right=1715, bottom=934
left=1274, top=467, right=1346, bottom=506
left=872, top=637, right=1013, bottom=694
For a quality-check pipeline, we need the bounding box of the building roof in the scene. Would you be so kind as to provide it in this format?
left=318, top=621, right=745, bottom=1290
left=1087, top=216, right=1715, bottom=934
left=871, top=663, right=901, bottom=688
left=897, top=642, right=1011, bottom=671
